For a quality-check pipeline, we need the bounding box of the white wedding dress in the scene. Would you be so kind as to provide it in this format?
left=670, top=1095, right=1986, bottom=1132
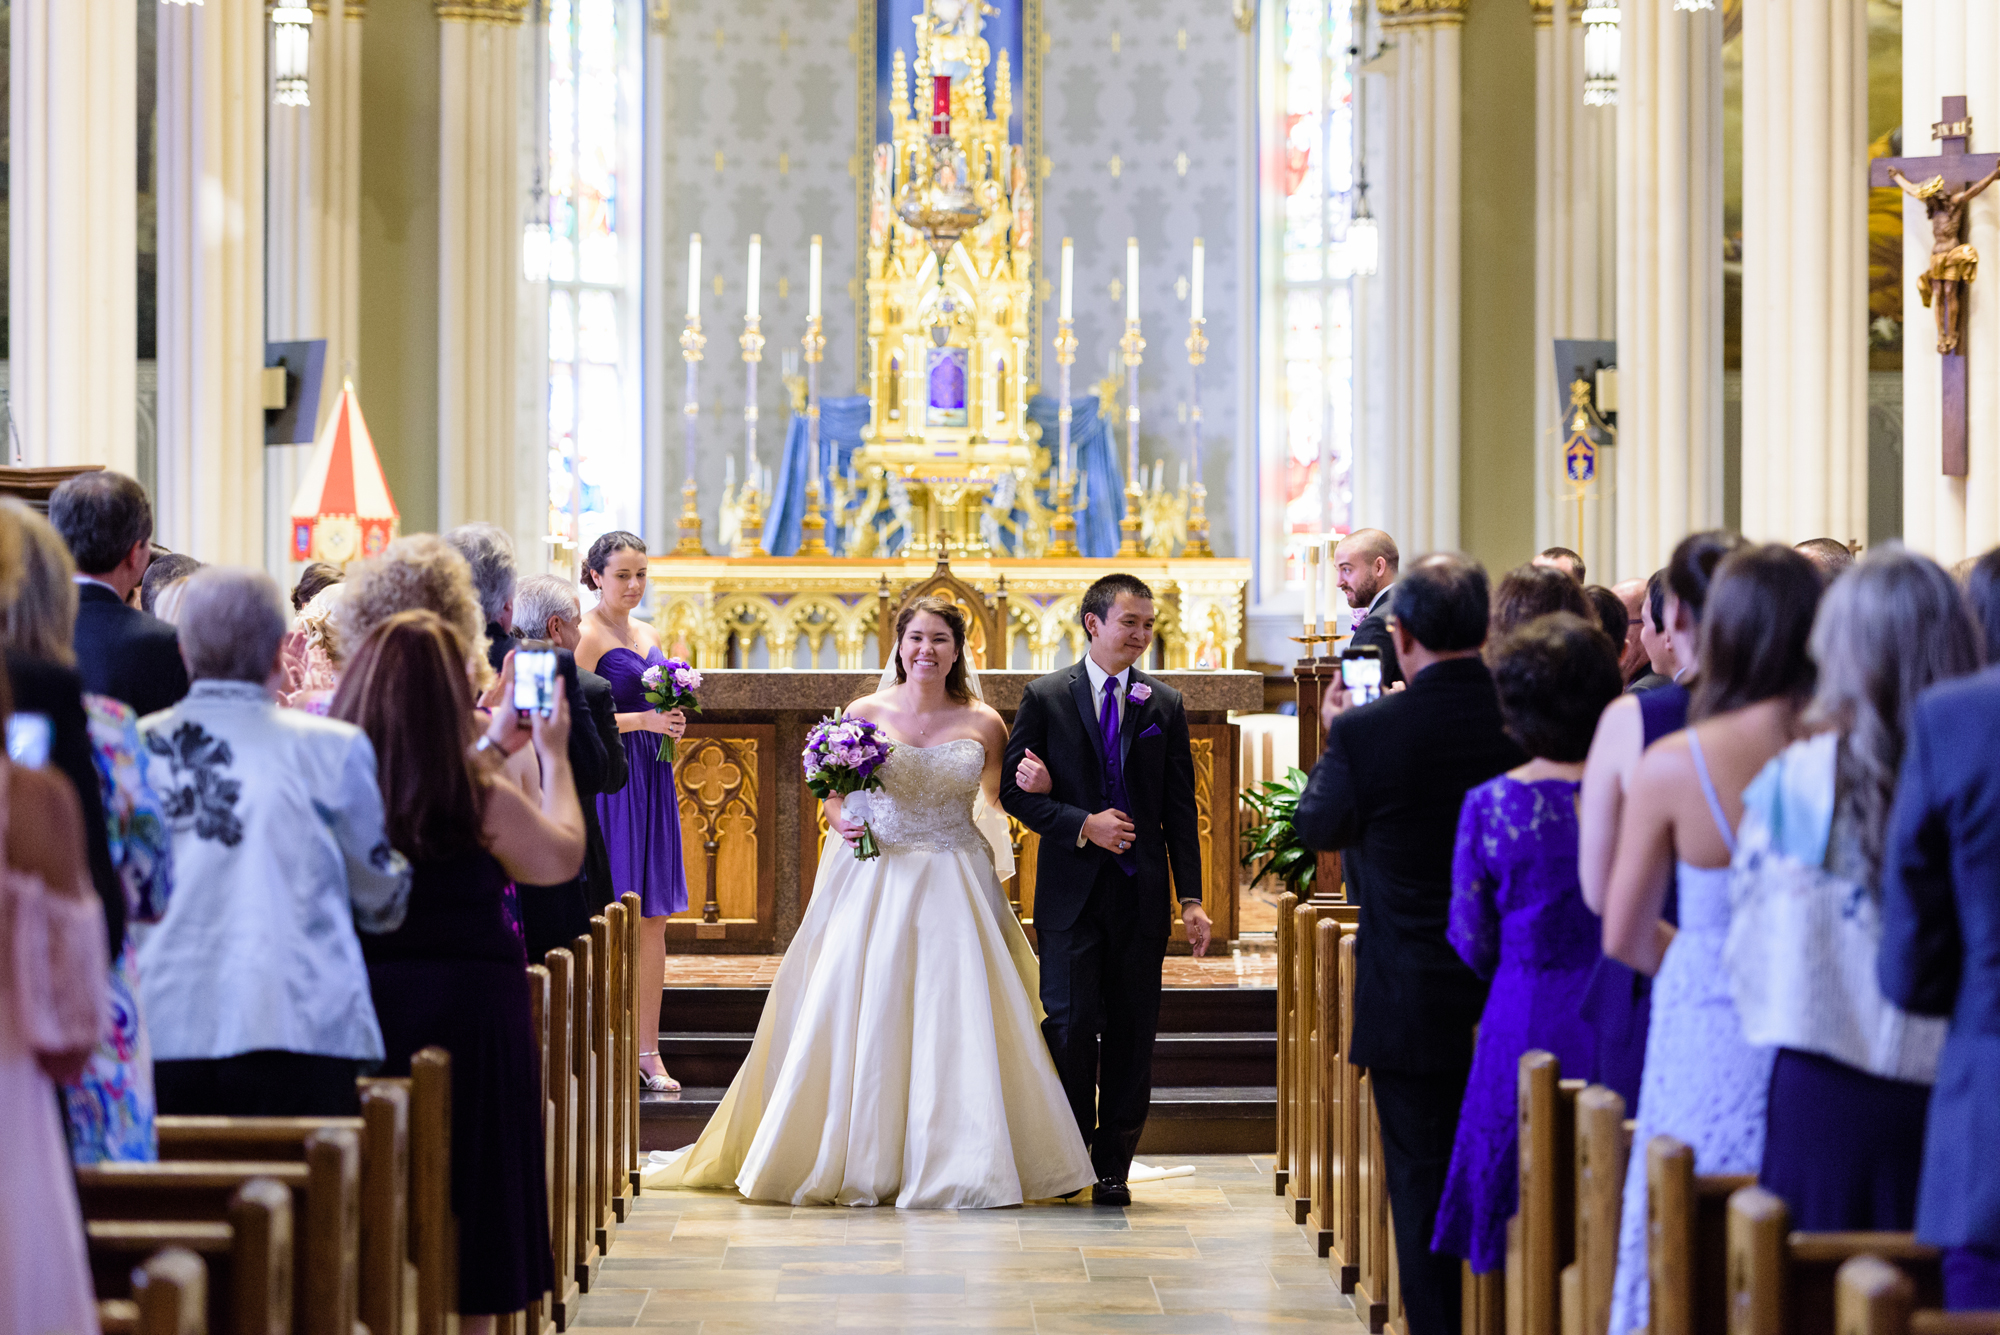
left=645, top=737, right=1096, bottom=1208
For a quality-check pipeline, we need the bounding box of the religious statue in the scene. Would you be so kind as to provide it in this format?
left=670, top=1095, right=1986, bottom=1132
left=929, top=0, right=995, bottom=40
left=1890, top=161, right=2000, bottom=354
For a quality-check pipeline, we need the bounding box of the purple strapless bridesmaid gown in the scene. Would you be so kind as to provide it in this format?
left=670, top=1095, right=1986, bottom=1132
left=594, top=646, right=689, bottom=918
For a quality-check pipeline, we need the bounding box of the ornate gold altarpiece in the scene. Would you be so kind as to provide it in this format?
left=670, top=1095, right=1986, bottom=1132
left=663, top=670, right=1263, bottom=955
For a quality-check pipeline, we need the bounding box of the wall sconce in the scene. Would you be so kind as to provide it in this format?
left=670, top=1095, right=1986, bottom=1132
left=1581, top=5, right=1619, bottom=107
left=272, top=5, right=312, bottom=107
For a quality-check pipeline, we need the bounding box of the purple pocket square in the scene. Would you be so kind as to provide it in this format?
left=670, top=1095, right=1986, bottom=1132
left=1139, top=723, right=1163, bottom=740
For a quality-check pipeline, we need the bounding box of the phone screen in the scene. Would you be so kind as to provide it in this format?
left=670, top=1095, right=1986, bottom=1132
left=1340, top=651, right=1382, bottom=704
left=6, top=713, right=51, bottom=769
left=513, top=650, right=559, bottom=717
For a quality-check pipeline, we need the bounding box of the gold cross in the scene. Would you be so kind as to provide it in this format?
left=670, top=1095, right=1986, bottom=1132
left=1108, top=154, right=1122, bottom=178
left=1108, top=277, right=1124, bottom=304
left=1176, top=27, right=1187, bottom=49
left=711, top=24, right=725, bottom=49
left=778, top=151, right=790, bottom=175
left=1175, top=151, right=1189, bottom=177
left=777, top=25, right=791, bottom=51
left=713, top=150, right=725, bottom=173
left=1110, top=30, right=1121, bottom=53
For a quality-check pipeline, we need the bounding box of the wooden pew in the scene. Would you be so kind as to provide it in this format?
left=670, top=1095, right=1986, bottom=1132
left=1330, top=929, right=1363, bottom=1292
left=1835, top=1256, right=2000, bottom=1335
left=1560, top=1086, right=1629, bottom=1335
left=1306, top=917, right=1345, bottom=1258
left=543, top=946, right=581, bottom=1326
left=1727, top=1186, right=1943, bottom=1333
left=621, top=890, right=643, bottom=1203
left=156, top=1082, right=409, bottom=1335
left=1354, top=1070, right=1393, bottom=1333
left=1275, top=888, right=1300, bottom=1198
left=1643, top=1135, right=1756, bottom=1335
left=105, top=1247, right=209, bottom=1335
left=527, top=961, right=552, bottom=1335
left=88, top=1177, right=289, bottom=1335
left=569, top=930, right=599, bottom=1292
left=75, top=1136, right=355, bottom=1335
left=406, top=1048, right=456, bottom=1335
left=591, top=910, right=618, bottom=1255
left=603, top=900, right=629, bottom=1226
left=1512, top=1051, right=1585, bottom=1335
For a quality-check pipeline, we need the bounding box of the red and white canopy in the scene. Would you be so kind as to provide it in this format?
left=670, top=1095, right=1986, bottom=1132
left=288, top=378, right=399, bottom=564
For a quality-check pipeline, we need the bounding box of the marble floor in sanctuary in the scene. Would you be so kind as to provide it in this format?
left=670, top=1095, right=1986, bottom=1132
left=572, top=1155, right=1361, bottom=1333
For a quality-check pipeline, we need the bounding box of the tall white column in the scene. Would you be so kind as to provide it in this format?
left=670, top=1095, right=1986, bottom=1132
left=8, top=0, right=138, bottom=472
left=436, top=1, right=526, bottom=545
left=157, top=0, right=266, bottom=563
left=1739, top=0, right=1868, bottom=547
left=1379, top=1, right=1463, bottom=554
left=642, top=2, right=674, bottom=553
left=1533, top=0, right=1617, bottom=575
left=1614, top=0, right=1724, bottom=579
left=267, top=0, right=365, bottom=579
left=1901, top=1, right=2000, bottom=562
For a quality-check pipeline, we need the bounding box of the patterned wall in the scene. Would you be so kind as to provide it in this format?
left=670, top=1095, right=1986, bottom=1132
left=651, top=0, right=1248, bottom=558
left=653, top=0, right=860, bottom=539
left=1039, top=0, right=1249, bottom=558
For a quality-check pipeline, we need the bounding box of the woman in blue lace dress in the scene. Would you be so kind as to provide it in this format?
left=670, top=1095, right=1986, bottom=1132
left=1601, top=546, right=1823, bottom=1335
left=1432, top=613, right=1623, bottom=1274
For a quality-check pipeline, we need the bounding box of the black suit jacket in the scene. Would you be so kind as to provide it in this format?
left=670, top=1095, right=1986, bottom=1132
left=7, top=652, right=124, bottom=957
left=73, top=582, right=189, bottom=719
left=1348, top=586, right=1404, bottom=688
left=1001, top=663, right=1203, bottom=936
left=1295, top=656, right=1523, bottom=1074
left=484, top=623, right=609, bottom=799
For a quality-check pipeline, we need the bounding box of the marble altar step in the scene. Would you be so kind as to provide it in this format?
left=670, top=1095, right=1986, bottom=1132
left=641, top=982, right=1277, bottom=1155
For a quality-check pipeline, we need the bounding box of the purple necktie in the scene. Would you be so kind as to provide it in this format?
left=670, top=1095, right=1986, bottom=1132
left=1100, top=676, right=1137, bottom=874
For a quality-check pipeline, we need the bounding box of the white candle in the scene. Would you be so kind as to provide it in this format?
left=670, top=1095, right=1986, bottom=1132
left=686, top=233, right=702, bottom=320
left=808, top=234, right=822, bottom=321
left=745, top=234, right=761, bottom=319
left=1304, top=544, right=1318, bottom=633
left=1323, top=536, right=1340, bottom=631
left=1125, top=238, right=1139, bottom=323
left=1060, top=237, right=1074, bottom=322
left=1190, top=237, right=1204, bottom=322
left=1179, top=461, right=1189, bottom=493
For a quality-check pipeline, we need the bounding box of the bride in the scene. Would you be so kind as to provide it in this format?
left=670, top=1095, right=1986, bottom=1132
left=646, top=596, right=1096, bottom=1208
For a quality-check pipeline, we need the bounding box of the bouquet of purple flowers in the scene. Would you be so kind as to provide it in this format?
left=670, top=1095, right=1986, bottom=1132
left=802, top=711, right=894, bottom=861
left=639, top=659, right=702, bottom=763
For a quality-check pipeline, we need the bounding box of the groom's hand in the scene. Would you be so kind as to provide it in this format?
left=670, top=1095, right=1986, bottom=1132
left=1181, top=902, right=1213, bottom=957
left=1015, top=748, right=1051, bottom=794
left=1082, top=808, right=1137, bottom=853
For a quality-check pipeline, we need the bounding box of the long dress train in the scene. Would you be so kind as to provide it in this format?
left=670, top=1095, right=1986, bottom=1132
left=648, top=738, right=1095, bottom=1208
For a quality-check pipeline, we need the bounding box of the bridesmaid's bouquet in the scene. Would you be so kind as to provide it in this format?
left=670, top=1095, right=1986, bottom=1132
left=803, top=712, right=894, bottom=861
left=639, top=660, right=702, bottom=763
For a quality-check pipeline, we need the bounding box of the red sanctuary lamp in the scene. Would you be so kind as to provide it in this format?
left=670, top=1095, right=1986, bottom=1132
left=931, top=74, right=951, bottom=135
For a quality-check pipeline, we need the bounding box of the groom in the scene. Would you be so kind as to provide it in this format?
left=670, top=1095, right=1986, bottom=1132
left=1002, top=573, right=1209, bottom=1205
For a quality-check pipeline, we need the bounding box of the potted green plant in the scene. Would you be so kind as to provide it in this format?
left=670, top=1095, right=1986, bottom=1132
left=1240, top=766, right=1316, bottom=899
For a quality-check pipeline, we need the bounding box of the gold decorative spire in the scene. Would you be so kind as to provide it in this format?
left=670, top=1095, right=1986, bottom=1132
left=892, top=47, right=910, bottom=124
left=994, top=47, right=1012, bottom=128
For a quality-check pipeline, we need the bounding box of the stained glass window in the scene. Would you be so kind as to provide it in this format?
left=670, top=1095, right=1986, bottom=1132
left=548, top=0, right=640, bottom=554
left=1264, top=0, right=1355, bottom=595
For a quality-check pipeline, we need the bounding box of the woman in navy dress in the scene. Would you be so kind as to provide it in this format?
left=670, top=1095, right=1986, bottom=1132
left=1432, top=612, right=1623, bottom=1274
left=575, top=532, right=689, bottom=1093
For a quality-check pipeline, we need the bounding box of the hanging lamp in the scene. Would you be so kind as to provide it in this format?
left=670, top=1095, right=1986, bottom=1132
left=1581, top=4, right=1620, bottom=107
left=272, top=5, right=313, bottom=106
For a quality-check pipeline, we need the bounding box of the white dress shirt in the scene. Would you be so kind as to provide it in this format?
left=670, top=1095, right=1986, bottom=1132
left=1082, top=654, right=1132, bottom=734
left=137, top=681, right=412, bottom=1062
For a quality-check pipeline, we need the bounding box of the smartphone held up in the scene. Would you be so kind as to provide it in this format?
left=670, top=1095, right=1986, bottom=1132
left=1339, top=644, right=1383, bottom=706
left=513, top=649, right=559, bottom=719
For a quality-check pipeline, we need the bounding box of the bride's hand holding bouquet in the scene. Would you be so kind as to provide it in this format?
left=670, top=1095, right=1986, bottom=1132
left=804, top=711, right=894, bottom=861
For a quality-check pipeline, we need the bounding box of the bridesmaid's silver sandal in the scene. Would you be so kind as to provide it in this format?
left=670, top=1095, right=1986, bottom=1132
left=639, top=1051, right=680, bottom=1093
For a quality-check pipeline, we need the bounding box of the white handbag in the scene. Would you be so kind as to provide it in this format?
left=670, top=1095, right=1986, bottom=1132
left=1724, top=733, right=1945, bottom=1085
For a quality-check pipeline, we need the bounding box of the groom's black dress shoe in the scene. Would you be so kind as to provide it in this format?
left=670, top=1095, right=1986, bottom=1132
left=1092, top=1178, right=1132, bottom=1207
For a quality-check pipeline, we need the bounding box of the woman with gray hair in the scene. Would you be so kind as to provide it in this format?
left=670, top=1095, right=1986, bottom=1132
left=1724, top=545, right=1979, bottom=1230
left=136, top=567, right=413, bottom=1116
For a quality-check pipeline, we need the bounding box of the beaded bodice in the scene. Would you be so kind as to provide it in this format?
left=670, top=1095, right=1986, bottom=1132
left=864, top=738, right=986, bottom=857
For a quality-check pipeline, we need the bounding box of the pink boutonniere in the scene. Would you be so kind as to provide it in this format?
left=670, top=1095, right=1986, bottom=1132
left=1128, top=682, right=1152, bottom=705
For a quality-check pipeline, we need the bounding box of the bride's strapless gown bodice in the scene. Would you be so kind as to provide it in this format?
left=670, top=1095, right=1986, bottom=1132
left=646, top=740, right=1094, bottom=1209
left=864, top=739, right=986, bottom=858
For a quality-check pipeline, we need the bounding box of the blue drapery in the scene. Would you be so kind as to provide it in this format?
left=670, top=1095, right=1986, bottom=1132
left=1025, top=394, right=1124, bottom=558
left=759, top=393, right=1124, bottom=558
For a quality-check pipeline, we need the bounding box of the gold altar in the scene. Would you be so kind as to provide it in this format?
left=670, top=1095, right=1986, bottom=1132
left=648, top=551, right=1253, bottom=672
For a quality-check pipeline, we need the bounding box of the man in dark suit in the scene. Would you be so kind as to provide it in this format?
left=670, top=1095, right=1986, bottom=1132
left=446, top=523, right=616, bottom=959
left=48, top=471, right=191, bottom=718
left=1334, top=527, right=1403, bottom=687
left=1002, top=573, right=1208, bottom=1206
left=1294, top=553, right=1525, bottom=1335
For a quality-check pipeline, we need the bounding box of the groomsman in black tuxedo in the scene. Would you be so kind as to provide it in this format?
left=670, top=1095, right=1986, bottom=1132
left=1002, top=573, right=1208, bottom=1205
left=47, top=471, right=190, bottom=719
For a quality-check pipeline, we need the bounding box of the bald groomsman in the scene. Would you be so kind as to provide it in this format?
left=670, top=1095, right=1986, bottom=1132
left=1334, top=528, right=1402, bottom=688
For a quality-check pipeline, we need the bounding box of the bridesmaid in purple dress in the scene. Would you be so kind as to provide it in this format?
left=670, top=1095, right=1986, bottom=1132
left=575, top=532, right=689, bottom=1093
left=1432, top=612, right=1624, bottom=1275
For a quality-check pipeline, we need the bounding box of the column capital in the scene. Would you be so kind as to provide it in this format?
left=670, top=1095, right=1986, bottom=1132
left=1530, top=0, right=1553, bottom=27
left=1378, top=0, right=1467, bottom=26
left=435, top=0, right=528, bottom=24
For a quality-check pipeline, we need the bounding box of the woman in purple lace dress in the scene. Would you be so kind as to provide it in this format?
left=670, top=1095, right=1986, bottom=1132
left=575, top=532, right=689, bottom=1092
left=1432, top=613, right=1624, bottom=1274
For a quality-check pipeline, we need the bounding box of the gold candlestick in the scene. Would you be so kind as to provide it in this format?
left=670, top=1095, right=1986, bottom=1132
left=1046, top=317, right=1080, bottom=557
left=1182, top=316, right=1213, bottom=557
left=735, top=315, right=768, bottom=557
left=1117, top=319, right=1147, bottom=558
left=673, top=315, right=708, bottom=555
left=796, top=316, right=831, bottom=557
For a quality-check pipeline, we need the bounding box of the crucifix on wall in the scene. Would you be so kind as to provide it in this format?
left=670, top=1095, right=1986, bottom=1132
left=1870, top=96, right=2000, bottom=476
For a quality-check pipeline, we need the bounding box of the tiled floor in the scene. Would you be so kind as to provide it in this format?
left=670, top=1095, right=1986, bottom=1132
left=573, top=1155, right=1360, bottom=1332
left=663, top=944, right=1279, bottom=992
